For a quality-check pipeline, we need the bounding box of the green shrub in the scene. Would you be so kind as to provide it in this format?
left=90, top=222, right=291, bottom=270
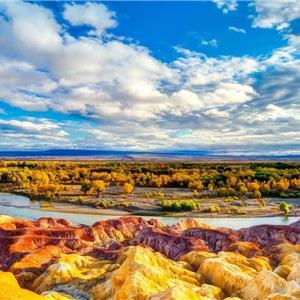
left=279, top=192, right=288, bottom=198
left=95, top=199, right=113, bottom=209
left=279, top=201, right=289, bottom=215
left=160, top=200, right=198, bottom=211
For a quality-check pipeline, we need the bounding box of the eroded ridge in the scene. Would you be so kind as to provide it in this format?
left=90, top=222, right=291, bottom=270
left=0, top=215, right=299, bottom=300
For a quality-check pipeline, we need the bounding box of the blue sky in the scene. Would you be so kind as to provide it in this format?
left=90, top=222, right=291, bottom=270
left=0, top=1, right=300, bottom=154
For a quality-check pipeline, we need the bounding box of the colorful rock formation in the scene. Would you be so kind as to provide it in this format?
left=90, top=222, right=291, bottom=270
left=0, top=215, right=299, bottom=299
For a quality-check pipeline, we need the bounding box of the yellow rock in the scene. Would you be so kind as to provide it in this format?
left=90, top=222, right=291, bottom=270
left=287, top=262, right=300, bottom=282
left=42, top=291, right=73, bottom=300
left=146, top=284, right=222, bottom=300
left=241, top=247, right=300, bottom=300
left=0, top=270, right=45, bottom=300
left=176, top=218, right=214, bottom=231
left=240, top=270, right=287, bottom=300
left=181, top=251, right=216, bottom=270
left=274, top=265, right=292, bottom=279
left=268, top=296, right=299, bottom=300
left=275, top=243, right=300, bottom=280
left=33, top=253, right=113, bottom=293
left=198, top=257, right=252, bottom=295
left=248, top=256, right=272, bottom=272
left=183, top=251, right=271, bottom=295
left=92, top=246, right=204, bottom=300
left=0, top=215, right=14, bottom=224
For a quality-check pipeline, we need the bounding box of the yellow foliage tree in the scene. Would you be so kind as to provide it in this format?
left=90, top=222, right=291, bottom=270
left=123, top=182, right=134, bottom=194
left=93, top=180, right=106, bottom=197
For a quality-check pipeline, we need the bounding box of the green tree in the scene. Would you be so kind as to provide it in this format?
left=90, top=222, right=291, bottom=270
left=279, top=201, right=289, bottom=215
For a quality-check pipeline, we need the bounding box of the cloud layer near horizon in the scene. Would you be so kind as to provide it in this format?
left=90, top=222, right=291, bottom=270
left=0, top=1, right=300, bottom=154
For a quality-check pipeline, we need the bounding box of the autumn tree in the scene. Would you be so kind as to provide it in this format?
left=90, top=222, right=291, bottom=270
left=208, top=182, right=215, bottom=192
left=253, top=190, right=261, bottom=198
left=226, top=176, right=237, bottom=188
left=123, top=182, right=134, bottom=194
left=93, top=180, right=106, bottom=198
left=239, top=185, right=248, bottom=195
left=81, top=180, right=92, bottom=195
left=260, top=183, right=271, bottom=193
left=273, top=179, right=290, bottom=192
left=247, top=181, right=260, bottom=192
left=188, top=180, right=203, bottom=191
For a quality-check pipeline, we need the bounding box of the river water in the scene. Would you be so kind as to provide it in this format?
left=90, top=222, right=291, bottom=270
left=0, top=192, right=298, bottom=229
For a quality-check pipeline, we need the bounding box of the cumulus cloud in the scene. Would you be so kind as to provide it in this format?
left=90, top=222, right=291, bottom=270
left=250, top=0, right=300, bottom=30
left=0, top=1, right=300, bottom=153
left=0, top=1, right=63, bottom=57
left=0, top=0, right=259, bottom=124
left=63, top=2, right=117, bottom=36
left=228, top=26, right=246, bottom=34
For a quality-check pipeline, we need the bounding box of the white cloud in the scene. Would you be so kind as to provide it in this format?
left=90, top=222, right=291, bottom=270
left=0, top=1, right=62, bottom=56
left=0, top=118, right=67, bottom=135
left=201, top=38, right=218, bottom=48
left=203, top=108, right=229, bottom=119
left=173, top=51, right=259, bottom=107
left=250, top=0, right=300, bottom=30
left=228, top=26, right=246, bottom=34
left=0, top=118, right=70, bottom=149
left=213, top=0, right=238, bottom=14
left=0, top=0, right=260, bottom=124
left=63, top=2, right=117, bottom=37
left=0, top=1, right=300, bottom=153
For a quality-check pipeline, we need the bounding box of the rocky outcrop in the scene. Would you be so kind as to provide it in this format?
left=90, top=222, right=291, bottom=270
left=0, top=215, right=300, bottom=300
left=92, top=246, right=212, bottom=300
left=238, top=224, right=300, bottom=247
left=133, top=227, right=209, bottom=260
left=33, top=253, right=114, bottom=294
left=222, top=241, right=266, bottom=258
left=182, top=251, right=272, bottom=295
left=182, top=227, right=239, bottom=252
left=0, top=216, right=159, bottom=271
left=0, top=270, right=69, bottom=300
left=239, top=270, right=287, bottom=299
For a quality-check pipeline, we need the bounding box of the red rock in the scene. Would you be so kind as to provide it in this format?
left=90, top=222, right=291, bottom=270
left=238, top=224, right=300, bottom=247
left=0, top=216, right=156, bottom=271
left=133, top=227, right=209, bottom=260
left=182, top=227, right=239, bottom=252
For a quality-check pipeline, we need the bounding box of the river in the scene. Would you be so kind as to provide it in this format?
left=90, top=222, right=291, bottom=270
left=0, top=192, right=298, bottom=229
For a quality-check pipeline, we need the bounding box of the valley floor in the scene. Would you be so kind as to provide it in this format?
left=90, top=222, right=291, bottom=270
left=1, top=183, right=300, bottom=218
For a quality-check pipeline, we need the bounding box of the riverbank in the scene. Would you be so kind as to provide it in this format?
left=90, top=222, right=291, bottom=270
left=0, top=184, right=300, bottom=218
left=0, top=192, right=299, bottom=228
left=39, top=200, right=300, bottom=218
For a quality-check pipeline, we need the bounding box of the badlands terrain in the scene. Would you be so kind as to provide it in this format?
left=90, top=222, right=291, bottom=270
left=0, top=215, right=299, bottom=300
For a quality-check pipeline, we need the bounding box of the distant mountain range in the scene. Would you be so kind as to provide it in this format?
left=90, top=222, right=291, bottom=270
left=0, top=149, right=299, bottom=161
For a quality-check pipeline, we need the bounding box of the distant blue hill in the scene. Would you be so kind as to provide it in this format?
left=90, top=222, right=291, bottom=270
left=0, top=149, right=299, bottom=161
left=0, top=149, right=209, bottom=156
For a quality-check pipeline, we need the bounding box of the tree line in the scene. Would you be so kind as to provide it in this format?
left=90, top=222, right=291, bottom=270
left=0, top=161, right=300, bottom=199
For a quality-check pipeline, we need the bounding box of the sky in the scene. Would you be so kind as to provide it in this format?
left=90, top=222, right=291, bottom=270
left=0, top=0, right=300, bottom=155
